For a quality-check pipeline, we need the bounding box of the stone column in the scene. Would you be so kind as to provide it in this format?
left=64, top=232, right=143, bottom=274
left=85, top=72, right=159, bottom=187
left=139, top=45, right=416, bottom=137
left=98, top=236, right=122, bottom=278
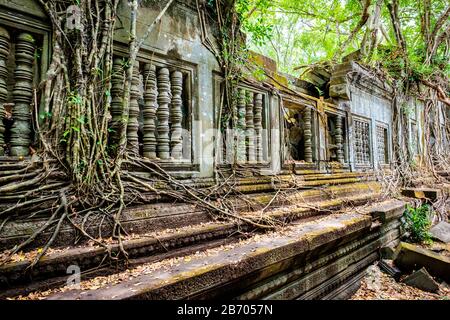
left=11, top=33, right=35, bottom=156
left=0, top=27, right=9, bottom=156
left=254, top=93, right=263, bottom=162
left=303, top=107, right=313, bottom=163
left=110, top=58, right=124, bottom=147
left=142, top=63, right=157, bottom=159
left=170, top=70, right=183, bottom=159
left=236, top=88, right=246, bottom=163
left=335, top=114, right=344, bottom=163
left=246, top=91, right=255, bottom=162
left=127, top=63, right=140, bottom=154
left=156, top=67, right=170, bottom=160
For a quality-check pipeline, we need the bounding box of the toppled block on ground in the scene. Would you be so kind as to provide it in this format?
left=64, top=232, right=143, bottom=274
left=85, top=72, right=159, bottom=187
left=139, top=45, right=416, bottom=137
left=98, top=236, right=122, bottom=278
left=394, top=242, right=450, bottom=282
left=401, top=188, right=441, bottom=202
left=402, top=267, right=439, bottom=293
left=430, top=221, right=450, bottom=243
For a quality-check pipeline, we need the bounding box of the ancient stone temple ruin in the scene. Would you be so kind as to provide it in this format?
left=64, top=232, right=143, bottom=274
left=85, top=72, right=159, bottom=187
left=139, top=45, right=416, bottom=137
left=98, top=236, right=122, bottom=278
left=0, top=0, right=448, bottom=300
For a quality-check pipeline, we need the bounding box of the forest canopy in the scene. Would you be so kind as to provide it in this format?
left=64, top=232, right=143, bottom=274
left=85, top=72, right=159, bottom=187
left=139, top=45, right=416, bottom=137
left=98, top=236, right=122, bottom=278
left=236, top=0, right=449, bottom=84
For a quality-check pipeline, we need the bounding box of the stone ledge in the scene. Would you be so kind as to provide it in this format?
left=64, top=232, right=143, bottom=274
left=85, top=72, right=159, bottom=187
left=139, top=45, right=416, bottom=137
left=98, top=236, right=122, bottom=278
left=0, top=190, right=380, bottom=290
left=1, top=181, right=382, bottom=249
left=401, top=188, right=441, bottom=202
left=46, top=213, right=372, bottom=300
left=394, top=242, right=450, bottom=282
left=368, top=199, right=406, bottom=223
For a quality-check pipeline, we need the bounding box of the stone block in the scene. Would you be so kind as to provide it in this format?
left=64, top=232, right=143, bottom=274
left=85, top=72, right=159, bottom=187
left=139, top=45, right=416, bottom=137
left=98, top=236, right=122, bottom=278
left=429, top=221, right=450, bottom=243
left=379, top=259, right=402, bottom=281
left=401, top=188, right=441, bottom=202
left=394, top=242, right=450, bottom=282
left=402, top=267, right=439, bottom=293
left=369, top=200, right=406, bottom=223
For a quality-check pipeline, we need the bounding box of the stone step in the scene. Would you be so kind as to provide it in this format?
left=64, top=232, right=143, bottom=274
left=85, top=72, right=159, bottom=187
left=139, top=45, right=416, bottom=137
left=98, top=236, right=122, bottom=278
left=0, top=189, right=381, bottom=293
left=40, top=210, right=396, bottom=300
left=3, top=193, right=404, bottom=300
left=0, top=181, right=382, bottom=249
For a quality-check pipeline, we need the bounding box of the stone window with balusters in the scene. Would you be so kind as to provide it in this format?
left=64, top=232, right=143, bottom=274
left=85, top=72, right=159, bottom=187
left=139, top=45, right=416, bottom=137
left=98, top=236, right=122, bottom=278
left=217, top=85, right=270, bottom=165
left=353, top=118, right=371, bottom=166
left=0, top=24, right=44, bottom=157
left=376, top=123, right=389, bottom=165
left=109, top=56, right=194, bottom=166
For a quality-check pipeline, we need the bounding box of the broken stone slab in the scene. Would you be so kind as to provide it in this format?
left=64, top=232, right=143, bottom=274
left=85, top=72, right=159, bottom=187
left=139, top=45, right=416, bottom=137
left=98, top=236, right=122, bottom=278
left=394, top=242, right=450, bottom=282
left=369, top=200, right=406, bottom=223
left=379, top=259, right=402, bottom=281
left=429, top=221, right=450, bottom=243
left=402, top=267, right=439, bottom=293
left=401, top=188, right=441, bottom=202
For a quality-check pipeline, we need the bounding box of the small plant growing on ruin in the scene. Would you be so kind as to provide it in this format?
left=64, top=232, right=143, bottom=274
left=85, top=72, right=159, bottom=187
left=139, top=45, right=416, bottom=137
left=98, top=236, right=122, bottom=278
left=401, top=204, right=433, bottom=244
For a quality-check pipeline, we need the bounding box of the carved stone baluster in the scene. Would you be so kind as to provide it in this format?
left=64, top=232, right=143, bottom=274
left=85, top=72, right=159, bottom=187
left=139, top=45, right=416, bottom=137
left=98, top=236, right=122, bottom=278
left=303, top=107, right=313, bottom=163
left=11, top=33, right=35, bottom=156
left=335, top=115, right=344, bottom=163
left=126, top=63, right=140, bottom=154
left=156, top=67, right=170, bottom=160
left=355, top=121, right=361, bottom=164
left=363, top=122, right=370, bottom=164
left=254, top=93, right=263, bottom=162
left=246, top=91, right=255, bottom=162
left=143, top=63, right=157, bottom=159
left=0, top=27, right=10, bottom=156
left=236, top=88, right=246, bottom=163
left=110, top=58, right=125, bottom=146
left=170, top=70, right=183, bottom=159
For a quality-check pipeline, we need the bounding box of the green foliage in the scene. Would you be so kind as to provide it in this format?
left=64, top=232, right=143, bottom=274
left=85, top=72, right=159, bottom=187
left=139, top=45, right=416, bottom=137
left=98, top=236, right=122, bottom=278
left=243, top=0, right=449, bottom=80
left=235, top=0, right=273, bottom=46
left=402, top=204, right=433, bottom=244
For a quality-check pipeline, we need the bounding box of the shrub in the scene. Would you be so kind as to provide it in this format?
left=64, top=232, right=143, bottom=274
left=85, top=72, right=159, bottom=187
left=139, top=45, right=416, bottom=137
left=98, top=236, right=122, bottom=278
left=401, top=204, right=433, bottom=244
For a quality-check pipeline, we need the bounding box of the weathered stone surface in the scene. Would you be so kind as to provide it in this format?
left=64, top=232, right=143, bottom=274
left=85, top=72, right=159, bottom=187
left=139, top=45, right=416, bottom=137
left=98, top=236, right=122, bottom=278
left=402, top=267, right=439, bottom=293
left=394, top=242, right=450, bottom=282
left=401, top=188, right=441, bottom=202
left=380, top=246, right=396, bottom=260
left=429, top=221, right=450, bottom=243
left=46, top=213, right=371, bottom=300
left=369, top=199, right=406, bottom=223
left=379, top=259, right=402, bottom=281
